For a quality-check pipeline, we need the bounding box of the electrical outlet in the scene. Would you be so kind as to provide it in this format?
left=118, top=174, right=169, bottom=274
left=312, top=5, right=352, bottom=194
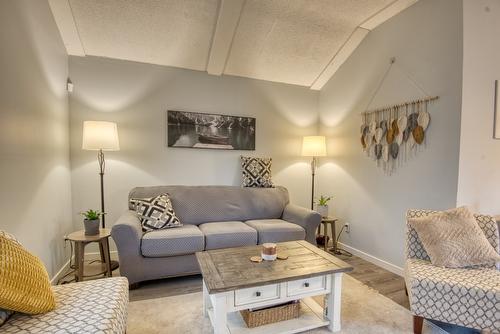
left=344, top=223, right=350, bottom=233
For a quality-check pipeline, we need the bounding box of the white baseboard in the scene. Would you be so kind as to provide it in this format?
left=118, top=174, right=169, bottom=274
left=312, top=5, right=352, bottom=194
left=49, top=251, right=118, bottom=285
left=50, top=259, right=71, bottom=285
left=337, top=242, right=404, bottom=277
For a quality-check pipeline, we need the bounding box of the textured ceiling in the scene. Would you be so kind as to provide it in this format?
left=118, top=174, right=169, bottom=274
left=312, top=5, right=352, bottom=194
left=225, top=0, right=393, bottom=86
left=68, top=0, right=219, bottom=71
left=50, top=0, right=418, bottom=89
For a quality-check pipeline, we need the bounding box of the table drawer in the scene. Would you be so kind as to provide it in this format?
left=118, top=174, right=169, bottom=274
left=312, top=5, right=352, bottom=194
left=286, top=275, right=327, bottom=297
left=234, top=284, right=280, bottom=306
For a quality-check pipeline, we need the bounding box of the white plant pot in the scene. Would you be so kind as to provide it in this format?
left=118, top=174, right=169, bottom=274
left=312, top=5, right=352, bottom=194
left=316, top=205, right=329, bottom=218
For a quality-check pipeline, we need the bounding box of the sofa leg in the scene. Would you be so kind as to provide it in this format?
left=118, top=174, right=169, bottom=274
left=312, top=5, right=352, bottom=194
left=129, top=282, right=140, bottom=290
left=413, top=315, right=423, bottom=334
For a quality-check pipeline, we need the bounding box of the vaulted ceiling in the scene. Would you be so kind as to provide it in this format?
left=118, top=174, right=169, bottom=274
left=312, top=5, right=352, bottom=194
left=49, top=0, right=418, bottom=90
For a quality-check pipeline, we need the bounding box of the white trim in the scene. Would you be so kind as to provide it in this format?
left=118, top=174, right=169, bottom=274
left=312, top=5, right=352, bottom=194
left=310, top=28, right=369, bottom=91
left=360, top=0, right=419, bottom=31
left=206, top=0, right=245, bottom=75
left=50, top=259, right=71, bottom=285
left=48, top=0, right=85, bottom=56
left=337, top=242, right=404, bottom=277
left=310, top=0, right=419, bottom=91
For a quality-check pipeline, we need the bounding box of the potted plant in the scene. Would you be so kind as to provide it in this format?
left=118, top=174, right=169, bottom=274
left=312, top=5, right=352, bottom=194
left=315, top=195, right=332, bottom=218
left=80, top=209, right=103, bottom=236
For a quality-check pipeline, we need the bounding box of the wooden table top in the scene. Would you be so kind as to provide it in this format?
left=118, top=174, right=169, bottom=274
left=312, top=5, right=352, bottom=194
left=321, top=217, right=338, bottom=223
left=196, top=240, right=353, bottom=294
left=66, top=228, right=111, bottom=242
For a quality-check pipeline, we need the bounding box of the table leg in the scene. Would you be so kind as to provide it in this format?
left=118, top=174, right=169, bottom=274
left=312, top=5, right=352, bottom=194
left=98, top=242, right=105, bottom=263
left=202, top=280, right=209, bottom=318
left=212, top=293, right=229, bottom=334
left=330, top=221, right=337, bottom=253
left=100, top=238, right=112, bottom=277
left=324, top=236, right=328, bottom=251
left=326, top=273, right=343, bottom=332
left=322, top=222, right=327, bottom=251
left=74, top=242, right=85, bottom=282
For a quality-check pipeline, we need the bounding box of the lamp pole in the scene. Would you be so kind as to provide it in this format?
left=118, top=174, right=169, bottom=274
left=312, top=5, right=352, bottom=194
left=310, top=156, right=317, bottom=210
left=97, top=149, right=106, bottom=228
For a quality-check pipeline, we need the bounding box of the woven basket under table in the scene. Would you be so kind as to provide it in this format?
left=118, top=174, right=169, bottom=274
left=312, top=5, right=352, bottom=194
left=240, top=301, right=300, bottom=328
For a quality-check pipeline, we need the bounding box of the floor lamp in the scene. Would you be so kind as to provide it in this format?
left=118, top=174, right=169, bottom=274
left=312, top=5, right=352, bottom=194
left=82, top=121, right=120, bottom=228
left=82, top=121, right=120, bottom=271
left=301, top=136, right=327, bottom=209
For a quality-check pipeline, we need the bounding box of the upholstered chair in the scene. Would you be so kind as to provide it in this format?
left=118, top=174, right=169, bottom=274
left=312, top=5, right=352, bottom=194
left=404, top=210, right=500, bottom=334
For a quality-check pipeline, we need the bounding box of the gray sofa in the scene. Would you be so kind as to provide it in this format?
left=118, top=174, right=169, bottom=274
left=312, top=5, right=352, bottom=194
left=111, top=185, right=321, bottom=286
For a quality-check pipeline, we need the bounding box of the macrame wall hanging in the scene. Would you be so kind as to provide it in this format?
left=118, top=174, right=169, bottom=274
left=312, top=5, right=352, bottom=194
left=360, top=58, right=439, bottom=175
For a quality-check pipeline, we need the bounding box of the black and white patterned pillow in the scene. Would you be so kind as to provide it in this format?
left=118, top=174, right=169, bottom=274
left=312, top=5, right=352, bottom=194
left=241, top=156, right=274, bottom=188
left=0, top=310, right=12, bottom=328
left=130, top=194, right=182, bottom=231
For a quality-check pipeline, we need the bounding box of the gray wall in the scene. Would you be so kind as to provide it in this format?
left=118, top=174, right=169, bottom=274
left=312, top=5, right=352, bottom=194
left=68, top=56, right=319, bottom=237
left=0, top=0, right=72, bottom=277
left=317, top=0, right=463, bottom=269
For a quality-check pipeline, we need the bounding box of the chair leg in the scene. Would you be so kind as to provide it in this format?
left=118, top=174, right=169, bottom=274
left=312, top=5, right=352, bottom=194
left=413, top=315, right=423, bottom=334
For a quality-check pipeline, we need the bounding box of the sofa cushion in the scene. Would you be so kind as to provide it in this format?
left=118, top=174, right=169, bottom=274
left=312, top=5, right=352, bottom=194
left=405, top=258, right=499, bottom=331
left=141, top=225, right=204, bottom=257
left=245, top=219, right=305, bottom=244
left=129, top=186, right=289, bottom=224
left=199, top=221, right=258, bottom=250
left=1, top=277, right=128, bottom=334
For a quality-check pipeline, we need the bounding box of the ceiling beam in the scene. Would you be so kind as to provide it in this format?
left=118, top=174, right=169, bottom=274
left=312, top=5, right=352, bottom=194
left=206, top=0, right=245, bottom=76
left=360, top=0, right=419, bottom=30
left=48, top=0, right=85, bottom=56
left=310, top=28, right=369, bottom=91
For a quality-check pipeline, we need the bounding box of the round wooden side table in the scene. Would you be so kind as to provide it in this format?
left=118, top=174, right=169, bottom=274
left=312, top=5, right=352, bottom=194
left=318, top=217, right=339, bottom=252
left=66, top=228, right=114, bottom=282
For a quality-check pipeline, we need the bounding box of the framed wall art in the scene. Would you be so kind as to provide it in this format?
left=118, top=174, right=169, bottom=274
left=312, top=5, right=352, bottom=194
left=167, top=110, right=255, bottom=150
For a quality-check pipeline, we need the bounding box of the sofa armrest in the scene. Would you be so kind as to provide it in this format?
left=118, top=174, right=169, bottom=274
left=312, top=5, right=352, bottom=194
left=111, top=210, right=142, bottom=257
left=282, top=204, right=321, bottom=245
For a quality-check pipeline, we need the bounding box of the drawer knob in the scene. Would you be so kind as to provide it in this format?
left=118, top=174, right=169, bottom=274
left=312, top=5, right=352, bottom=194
left=256, top=291, right=261, bottom=297
left=304, top=282, right=310, bottom=288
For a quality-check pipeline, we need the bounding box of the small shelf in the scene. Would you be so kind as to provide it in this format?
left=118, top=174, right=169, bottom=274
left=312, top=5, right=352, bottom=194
left=208, top=297, right=330, bottom=334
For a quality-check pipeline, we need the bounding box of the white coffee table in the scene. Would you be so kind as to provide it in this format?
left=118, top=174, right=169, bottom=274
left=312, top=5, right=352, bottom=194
left=196, top=240, right=353, bottom=334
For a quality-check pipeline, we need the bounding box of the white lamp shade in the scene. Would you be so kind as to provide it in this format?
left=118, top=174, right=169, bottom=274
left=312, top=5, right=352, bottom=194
left=82, top=121, right=120, bottom=151
left=301, top=136, right=326, bottom=157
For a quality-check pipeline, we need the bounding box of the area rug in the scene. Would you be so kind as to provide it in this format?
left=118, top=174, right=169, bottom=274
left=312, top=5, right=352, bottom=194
left=127, top=274, right=447, bottom=333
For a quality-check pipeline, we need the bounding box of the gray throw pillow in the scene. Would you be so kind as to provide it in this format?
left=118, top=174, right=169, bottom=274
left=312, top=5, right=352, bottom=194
left=408, top=206, right=500, bottom=268
left=130, top=194, right=182, bottom=231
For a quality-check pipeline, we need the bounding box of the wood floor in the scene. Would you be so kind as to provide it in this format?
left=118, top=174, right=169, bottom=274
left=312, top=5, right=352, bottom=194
left=336, top=253, right=409, bottom=309
left=126, top=252, right=410, bottom=309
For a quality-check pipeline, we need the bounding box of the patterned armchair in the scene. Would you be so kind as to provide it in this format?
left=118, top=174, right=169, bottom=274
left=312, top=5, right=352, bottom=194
left=1, top=277, right=129, bottom=333
left=405, top=209, right=500, bottom=334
